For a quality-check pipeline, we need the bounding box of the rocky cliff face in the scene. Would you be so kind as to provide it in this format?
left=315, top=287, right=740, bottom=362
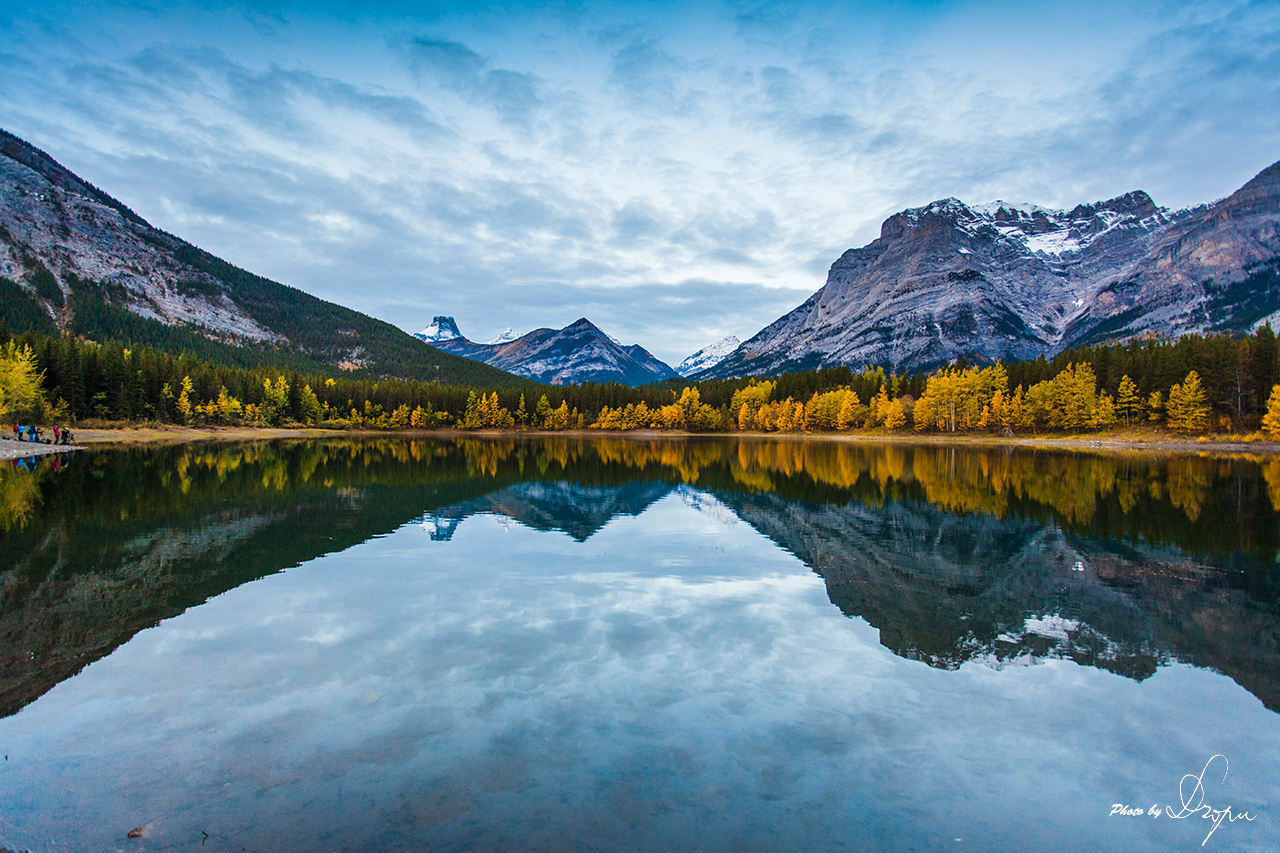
left=676, top=335, right=740, bottom=377
left=707, top=161, right=1280, bottom=376
left=431, top=317, right=680, bottom=386
left=0, top=135, right=279, bottom=343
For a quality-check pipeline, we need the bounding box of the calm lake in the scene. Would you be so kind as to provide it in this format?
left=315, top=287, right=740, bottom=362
left=0, top=436, right=1276, bottom=852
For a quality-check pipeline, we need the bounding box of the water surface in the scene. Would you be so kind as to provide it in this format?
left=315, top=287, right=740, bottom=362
left=0, top=437, right=1276, bottom=851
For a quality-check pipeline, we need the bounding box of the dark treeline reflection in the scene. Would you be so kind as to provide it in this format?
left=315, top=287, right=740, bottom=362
left=1, top=436, right=1278, bottom=717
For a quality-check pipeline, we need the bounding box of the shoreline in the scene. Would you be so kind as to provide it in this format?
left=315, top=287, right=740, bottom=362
left=19, top=423, right=1279, bottom=457
left=0, top=439, right=82, bottom=461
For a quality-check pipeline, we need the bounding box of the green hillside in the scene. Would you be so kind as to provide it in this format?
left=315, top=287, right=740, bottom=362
left=1, top=273, right=524, bottom=388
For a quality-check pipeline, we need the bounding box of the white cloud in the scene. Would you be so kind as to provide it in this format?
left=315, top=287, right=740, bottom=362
left=0, top=0, right=1275, bottom=364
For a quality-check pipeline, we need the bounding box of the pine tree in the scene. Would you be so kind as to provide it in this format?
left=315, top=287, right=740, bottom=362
left=534, top=394, right=553, bottom=429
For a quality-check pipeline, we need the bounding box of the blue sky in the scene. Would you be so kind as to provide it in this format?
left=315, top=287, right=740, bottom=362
left=1, top=0, right=1277, bottom=363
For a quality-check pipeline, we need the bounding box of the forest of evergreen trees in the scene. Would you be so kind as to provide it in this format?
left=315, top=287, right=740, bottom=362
left=4, top=319, right=1280, bottom=437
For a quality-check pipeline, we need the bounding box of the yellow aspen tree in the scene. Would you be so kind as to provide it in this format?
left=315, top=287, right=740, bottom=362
left=1166, top=371, right=1209, bottom=433
left=1116, top=375, right=1140, bottom=426
left=1092, top=392, right=1117, bottom=429
left=837, top=391, right=859, bottom=431
left=987, top=388, right=1008, bottom=431
left=883, top=398, right=907, bottom=430
left=0, top=342, right=51, bottom=422
left=1261, top=385, right=1280, bottom=439
left=1002, top=386, right=1025, bottom=434
left=1147, top=390, right=1165, bottom=424
left=177, top=375, right=194, bottom=424
left=870, top=385, right=891, bottom=426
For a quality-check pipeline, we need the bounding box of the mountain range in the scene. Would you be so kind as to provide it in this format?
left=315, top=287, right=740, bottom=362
left=416, top=316, right=680, bottom=386
left=0, top=129, right=522, bottom=387
left=704, top=160, right=1280, bottom=376
left=5, top=125, right=1277, bottom=386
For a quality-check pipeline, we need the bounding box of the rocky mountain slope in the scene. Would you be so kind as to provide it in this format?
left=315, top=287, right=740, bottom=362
left=706, top=161, right=1280, bottom=377
left=676, top=335, right=740, bottom=376
left=0, top=129, right=522, bottom=386
left=421, top=316, right=679, bottom=386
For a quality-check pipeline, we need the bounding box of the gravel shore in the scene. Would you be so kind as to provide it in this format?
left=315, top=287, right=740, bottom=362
left=0, top=439, right=83, bottom=461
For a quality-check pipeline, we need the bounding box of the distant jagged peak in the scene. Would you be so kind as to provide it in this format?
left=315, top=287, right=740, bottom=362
left=485, top=327, right=522, bottom=345
left=563, top=316, right=604, bottom=335
left=429, top=314, right=679, bottom=385
left=415, top=315, right=463, bottom=342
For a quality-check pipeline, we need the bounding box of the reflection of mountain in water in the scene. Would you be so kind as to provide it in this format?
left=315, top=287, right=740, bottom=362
left=714, top=491, right=1280, bottom=712
left=3, top=435, right=1279, bottom=719
left=423, top=481, right=675, bottom=541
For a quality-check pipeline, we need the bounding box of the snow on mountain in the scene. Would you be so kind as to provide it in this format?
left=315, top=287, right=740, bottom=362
left=485, top=327, right=522, bottom=345
left=414, top=315, right=463, bottom=343
left=430, top=318, right=680, bottom=386
left=675, top=336, right=741, bottom=377
left=705, top=163, right=1280, bottom=377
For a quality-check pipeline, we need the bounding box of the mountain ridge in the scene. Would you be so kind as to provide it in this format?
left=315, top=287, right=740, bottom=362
left=705, top=162, right=1280, bottom=377
left=420, top=316, right=680, bottom=386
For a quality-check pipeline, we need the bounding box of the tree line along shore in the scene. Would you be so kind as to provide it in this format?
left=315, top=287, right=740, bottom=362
left=5, top=322, right=1280, bottom=440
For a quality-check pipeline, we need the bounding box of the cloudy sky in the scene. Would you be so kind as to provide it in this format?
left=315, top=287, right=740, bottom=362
left=1, top=0, right=1277, bottom=364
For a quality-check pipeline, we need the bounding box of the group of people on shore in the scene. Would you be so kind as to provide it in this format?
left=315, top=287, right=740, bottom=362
left=8, top=424, right=75, bottom=445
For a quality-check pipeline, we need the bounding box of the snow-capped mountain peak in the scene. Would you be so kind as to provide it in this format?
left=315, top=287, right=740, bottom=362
left=704, top=161, right=1280, bottom=378
left=485, top=327, right=522, bottom=345
left=415, top=316, right=463, bottom=343
left=427, top=317, right=681, bottom=386
left=676, top=336, right=741, bottom=377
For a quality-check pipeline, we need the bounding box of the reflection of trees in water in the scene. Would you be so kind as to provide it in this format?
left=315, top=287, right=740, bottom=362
left=724, top=440, right=1280, bottom=562
left=2, top=435, right=1278, bottom=719
left=0, top=465, right=41, bottom=530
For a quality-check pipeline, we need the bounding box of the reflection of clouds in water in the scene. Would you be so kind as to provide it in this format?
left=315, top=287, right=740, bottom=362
left=0, top=495, right=1276, bottom=852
